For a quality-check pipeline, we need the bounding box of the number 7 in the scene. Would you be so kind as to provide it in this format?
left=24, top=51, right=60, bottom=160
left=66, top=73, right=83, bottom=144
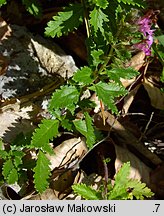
left=155, top=204, right=160, bottom=212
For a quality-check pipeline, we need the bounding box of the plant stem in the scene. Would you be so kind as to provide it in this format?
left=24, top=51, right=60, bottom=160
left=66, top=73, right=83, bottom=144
left=81, top=0, right=90, bottom=38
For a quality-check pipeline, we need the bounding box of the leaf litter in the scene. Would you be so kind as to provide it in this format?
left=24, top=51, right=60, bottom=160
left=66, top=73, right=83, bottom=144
left=0, top=3, right=164, bottom=200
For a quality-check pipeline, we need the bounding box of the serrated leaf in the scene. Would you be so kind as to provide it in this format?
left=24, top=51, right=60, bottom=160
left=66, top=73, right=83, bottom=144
left=95, top=81, right=127, bottom=113
left=84, top=112, right=96, bottom=148
left=72, top=183, right=102, bottom=200
left=117, top=0, right=144, bottom=7
left=73, top=119, right=87, bottom=137
left=90, top=8, right=109, bottom=36
left=45, top=4, right=83, bottom=38
left=108, top=162, right=130, bottom=199
left=14, top=156, right=23, bottom=168
left=48, top=85, right=80, bottom=115
left=92, top=0, right=109, bottom=9
left=107, top=67, right=139, bottom=84
left=2, top=159, right=14, bottom=180
left=22, top=0, right=42, bottom=16
left=115, top=162, right=130, bottom=185
left=7, top=168, right=18, bottom=184
left=127, top=179, right=154, bottom=200
left=73, top=113, right=96, bottom=148
left=33, top=150, right=51, bottom=193
left=73, top=66, right=94, bottom=85
left=31, top=119, right=59, bottom=154
left=91, top=49, right=104, bottom=68
left=0, top=150, right=8, bottom=159
left=0, top=139, right=3, bottom=150
left=61, top=118, right=73, bottom=131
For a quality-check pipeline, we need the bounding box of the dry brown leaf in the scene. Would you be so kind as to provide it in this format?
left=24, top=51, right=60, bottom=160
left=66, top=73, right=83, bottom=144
left=126, top=51, right=146, bottom=71
left=27, top=188, right=58, bottom=200
left=0, top=102, right=35, bottom=142
left=122, top=84, right=141, bottom=114
left=0, top=53, right=8, bottom=75
left=0, top=17, right=11, bottom=41
left=46, top=137, right=88, bottom=171
left=114, top=145, right=152, bottom=186
left=150, top=163, right=164, bottom=198
left=143, top=78, right=164, bottom=110
left=120, top=51, right=145, bottom=88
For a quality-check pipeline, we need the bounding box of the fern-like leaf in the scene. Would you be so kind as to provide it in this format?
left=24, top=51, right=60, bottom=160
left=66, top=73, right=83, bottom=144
left=33, top=150, right=51, bottom=193
left=127, top=179, right=154, bottom=200
left=45, top=3, right=83, bottom=38
left=72, top=183, right=102, bottom=200
left=116, top=0, right=144, bottom=7
left=89, top=7, right=109, bottom=36
left=22, top=0, right=42, bottom=16
left=31, top=119, right=59, bottom=154
left=91, top=0, right=109, bottom=9
left=108, top=162, right=130, bottom=200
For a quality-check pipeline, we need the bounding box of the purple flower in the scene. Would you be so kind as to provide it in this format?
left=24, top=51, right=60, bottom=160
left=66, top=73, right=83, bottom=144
left=134, top=12, right=155, bottom=56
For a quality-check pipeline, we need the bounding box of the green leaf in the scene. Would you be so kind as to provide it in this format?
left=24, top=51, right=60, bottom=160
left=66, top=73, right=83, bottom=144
left=73, top=113, right=96, bottom=149
left=31, top=119, right=59, bottom=154
left=0, top=0, right=6, bottom=7
left=22, top=0, right=42, bottom=16
left=73, top=66, right=94, bottom=85
left=84, top=112, right=96, bottom=148
left=7, top=168, right=18, bottom=184
left=127, top=179, right=154, bottom=200
left=2, top=159, right=14, bottom=180
left=33, top=150, right=51, bottom=193
left=107, top=67, right=139, bottom=84
left=72, top=183, right=102, bottom=200
left=95, top=81, right=127, bottom=113
left=92, top=0, right=109, bottom=9
left=45, top=4, right=83, bottom=38
left=116, top=0, right=144, bottom=7
left=0, top=150, right=8, bottom=159
left=73, top=119, right=87, bottom=137
left=115, top=162, right=130, bottom=185
left=108, top=162, right=130, bottom=199
left=161, top=67, right=164, bottom=83
left=90, top=8, right=109, bottom=36
left=61, top=118, right=73, bottom=131
left=0, top=139, right=4, bottom=150
left=91, top=49, right=104, bottom=68
left=48, top=85, right=80, bottom=115
left=157, top=35, right=164, bottom=47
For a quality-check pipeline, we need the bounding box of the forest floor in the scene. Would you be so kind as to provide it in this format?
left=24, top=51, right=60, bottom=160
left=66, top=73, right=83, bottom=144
left=0, top=1, right=164, bottom=200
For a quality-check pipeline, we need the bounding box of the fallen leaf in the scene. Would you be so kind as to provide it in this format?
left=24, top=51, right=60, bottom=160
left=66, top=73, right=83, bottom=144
left=143, top=78, right=164, bottom=110
left=122, top=84, right=141, bottom=114
left=126, top=51, right=146, bottom=71
left=150, top=163, right=164, bottom=199
left=114, top=145, right=152, bottom=186
left=0, top=53, right=8, bottom=75
left=0, top=17, right=11, bottom=41
left=46, top=137, right=88, bottom=171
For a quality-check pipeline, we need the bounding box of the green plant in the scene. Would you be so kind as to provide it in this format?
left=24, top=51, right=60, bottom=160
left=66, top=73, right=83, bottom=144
left=0, top=0, right=163, bottom=197
left=0, top=0, right=42, bottom=16
left=72, top=162, right=154, bottom=200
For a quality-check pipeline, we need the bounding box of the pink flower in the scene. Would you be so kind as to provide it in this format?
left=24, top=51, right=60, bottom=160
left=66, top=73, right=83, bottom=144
left=134, top=12, right=155, bottom=56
